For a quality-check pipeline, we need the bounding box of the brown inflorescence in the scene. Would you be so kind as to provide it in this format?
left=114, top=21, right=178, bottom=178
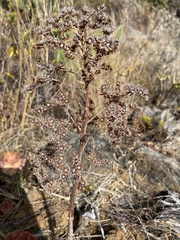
left=100, top=81, right=149, bottom=145
left=23, top=3, right=149, bottom=191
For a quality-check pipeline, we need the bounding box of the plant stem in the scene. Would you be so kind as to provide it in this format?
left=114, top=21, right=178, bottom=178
left=66, top=179, right=78, bottom=240
left=67, top=81, right=90, bottom=239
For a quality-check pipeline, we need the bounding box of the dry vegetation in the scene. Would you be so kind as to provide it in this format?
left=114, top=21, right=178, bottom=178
left=0, top=0, right=180, bottom=239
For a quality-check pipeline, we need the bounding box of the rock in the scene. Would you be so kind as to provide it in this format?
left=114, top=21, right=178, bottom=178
left=135, top=146, right=180, bottom=192
left=27, top=187, right=42, bottom=202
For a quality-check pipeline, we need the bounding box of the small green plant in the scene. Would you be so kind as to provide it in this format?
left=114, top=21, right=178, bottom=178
left=24, top=5, right=149, bottom=239
left=141, top=115, right=152, bottom=125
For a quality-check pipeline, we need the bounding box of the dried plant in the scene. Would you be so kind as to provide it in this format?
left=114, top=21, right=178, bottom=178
left=24, top=4, right=148, bottom=239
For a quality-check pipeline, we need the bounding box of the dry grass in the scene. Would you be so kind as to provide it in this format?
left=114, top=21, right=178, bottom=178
left=0, top=0, right=180, bottom=239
